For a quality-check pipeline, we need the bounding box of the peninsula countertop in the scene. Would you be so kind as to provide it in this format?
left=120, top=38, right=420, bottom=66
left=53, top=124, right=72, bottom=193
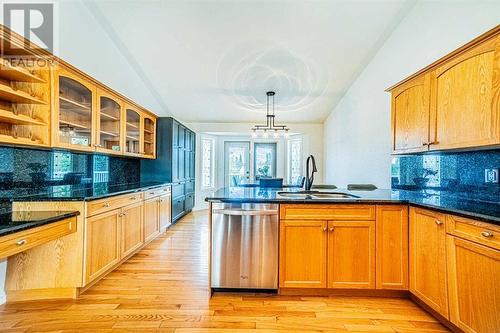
left=206, top=187, right=500, bottom=225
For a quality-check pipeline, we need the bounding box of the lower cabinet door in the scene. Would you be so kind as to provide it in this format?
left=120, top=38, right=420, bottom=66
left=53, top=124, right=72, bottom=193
left=121, top=202, right=144, bottom=258
left=172, top=196, right=185, bottom=221
left=447, top=236, right=500, bottom=333
left=409, top=208, right=449, bottom=318
left=376, top=205, right=409, bottom=290
left=279, top=220, right=327, bottom=288
left=144, top=198, right=160, bottom=242
left=327, top=220, right=375, bottom=289
left=86, top=209, right=121, bottom=283
left=159, top=194, right=172, bottom=230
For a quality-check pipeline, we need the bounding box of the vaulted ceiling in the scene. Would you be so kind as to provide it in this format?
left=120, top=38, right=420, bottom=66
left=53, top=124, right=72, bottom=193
left=56, top=0, right=414, bottom=123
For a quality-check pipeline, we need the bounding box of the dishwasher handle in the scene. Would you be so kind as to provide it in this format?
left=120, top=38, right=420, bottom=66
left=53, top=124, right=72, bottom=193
left=212, top=208, right=278, bottom=216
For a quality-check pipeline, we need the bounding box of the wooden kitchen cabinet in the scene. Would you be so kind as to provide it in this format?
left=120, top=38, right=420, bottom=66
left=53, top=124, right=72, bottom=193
left=391, top=74, right=431, bottom=154
left=53, top=67, right=97, bottom=152
left=430, top=34, right=500, bottom=151
left=327, top=220, right=375, bottom=289
left=121, top=201, right=144, bottom=258
left=376, top=205, right=408, bottom=290
left=96, top=88, right=123, bottom=155
left=279, top=220, right=327, bottom=288
left=409, top=207, right=448, bottom=318
left=446, top=235, right=500, bottom=333
left=159, top=193, right=172, bottom=231
left=85, top=209, right=121, bottom=283
left=144, top=197, right=160, bottom=242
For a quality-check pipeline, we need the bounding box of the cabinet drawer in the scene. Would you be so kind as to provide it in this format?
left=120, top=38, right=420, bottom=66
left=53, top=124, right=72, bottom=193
left=172, top=196, right=185, bottom=219
left=144, top=187, right=168, bottom=200
left=86, top=192, right=144, bottom=217
left=172, top=183, right=184, bottom=198
left=185, top=180, right=195, bottom=194
left=0, top=217, right=76, bottom=259
left=446, top=214, right=500, bottom=250
left=280, top=204, right=376, bottom=220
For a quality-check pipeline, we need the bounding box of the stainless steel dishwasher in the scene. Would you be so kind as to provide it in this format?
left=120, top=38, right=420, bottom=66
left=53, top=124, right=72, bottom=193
left=211, top=202, right=279, bottom=290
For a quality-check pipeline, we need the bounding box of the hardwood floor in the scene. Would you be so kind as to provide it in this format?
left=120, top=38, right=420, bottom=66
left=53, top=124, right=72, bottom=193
left=0, top=210, right=450, bottom=332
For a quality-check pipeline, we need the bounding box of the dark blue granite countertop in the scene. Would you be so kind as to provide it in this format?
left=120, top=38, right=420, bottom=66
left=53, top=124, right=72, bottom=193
left=206, top=187, right=500, bottom=225
left=0, top=210, right=80, bottom=237
left=0, top=181, right=171, bottom=203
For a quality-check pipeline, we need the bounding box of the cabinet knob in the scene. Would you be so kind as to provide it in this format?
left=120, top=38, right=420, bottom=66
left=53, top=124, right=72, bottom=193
left=481, top=231, right=493, bottom=238
left=103, top=202, right=110, bottom=207
left=94, top=144, right=103, bottom=148
left=329, top=227, right=334, bottom=232
left=16, top=239, right=27, bottom=246
left=323, top=227, right=327, bottom=232
left=435, top=220, right=443, bottom=226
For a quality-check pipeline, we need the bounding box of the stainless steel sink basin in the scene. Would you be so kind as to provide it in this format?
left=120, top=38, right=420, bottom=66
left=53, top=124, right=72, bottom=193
left=277, top=191, right=359, bottom=199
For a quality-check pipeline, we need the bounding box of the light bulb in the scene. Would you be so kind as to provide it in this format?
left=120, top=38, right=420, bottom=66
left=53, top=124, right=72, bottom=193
left=263, top=130, right=268, bottom=138
left=273, top=130, right=279, bottom=138
left=284, top=130, right=289, bottom=138
left=251, top=130, right=257, bottom=138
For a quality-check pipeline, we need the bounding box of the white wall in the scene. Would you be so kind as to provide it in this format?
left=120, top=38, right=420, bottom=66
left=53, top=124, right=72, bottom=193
left=186, top=122, right=323, bottom=209
left=323, top=1, right=500, bottom=189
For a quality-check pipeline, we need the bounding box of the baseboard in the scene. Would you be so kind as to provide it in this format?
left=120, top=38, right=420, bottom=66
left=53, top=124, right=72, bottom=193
left=279, top=288, right=409, bottom=298
left=6, top=288, right=78, bottom=302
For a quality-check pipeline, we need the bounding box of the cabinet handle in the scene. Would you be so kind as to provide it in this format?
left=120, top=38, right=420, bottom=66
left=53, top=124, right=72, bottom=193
left=422, top=142, right=430, bottom=146
left=481, top=231, right=493, bottom=238
left=122, top=212, right=127, bottom=216
left=435, top=220, right=443, bottom=226
left=130, top=197, right=137, bottom=200
left=16, top=239, right=27, bottom=246
left=103, top=202, right=110, bottom=207
left=94, top=144, right=103, bottom=147
left=329, top=227, right=334, bottom=232
left=150, top=192, right=155, bottom=195
left=429, top=140, right=440, bottom=145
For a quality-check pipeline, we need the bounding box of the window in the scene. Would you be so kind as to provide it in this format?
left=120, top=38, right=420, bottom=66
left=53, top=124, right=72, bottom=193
left=201, top=138, right=215, bottom=188
left=254, top=143, right=277, bottom=180
left=287, top=138, right=303, bottom=184
left=51, top=151, right=72, bottom=180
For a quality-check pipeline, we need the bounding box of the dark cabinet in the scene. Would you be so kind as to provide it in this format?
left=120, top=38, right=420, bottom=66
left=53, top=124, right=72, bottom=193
left=141, top=117, right=196, bottom=223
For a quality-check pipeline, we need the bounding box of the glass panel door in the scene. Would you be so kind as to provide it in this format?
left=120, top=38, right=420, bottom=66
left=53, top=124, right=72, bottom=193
left=58, top=76, right=92, bottom=148
left=98, top=96, right=121, bottom=153
left=125, top=109, right=140, bottom=154
left=254, top=143, right=277, bottom=180
left=224, top=141, right=250, bottom=187
left=143, top=117, right=155, bottom=156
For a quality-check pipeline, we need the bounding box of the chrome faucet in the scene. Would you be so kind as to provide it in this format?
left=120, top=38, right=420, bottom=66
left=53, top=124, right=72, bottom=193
left=304, top=155, right=317, bottom=191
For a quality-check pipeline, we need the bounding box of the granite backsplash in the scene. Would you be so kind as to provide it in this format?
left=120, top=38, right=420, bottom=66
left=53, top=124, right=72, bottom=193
left=0, top=146, right=140, bottom=210
left=391, top=149, right=500, bottom=203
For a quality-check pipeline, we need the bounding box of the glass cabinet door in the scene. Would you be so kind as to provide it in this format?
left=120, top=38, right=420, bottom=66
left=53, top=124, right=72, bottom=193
left=143, top=117, right=155, bottom=156
left=98, top=95, right=122, bottom=153
left=125, top=108, right=141, bottom=154
left=58, top=75, right=93, bottom=149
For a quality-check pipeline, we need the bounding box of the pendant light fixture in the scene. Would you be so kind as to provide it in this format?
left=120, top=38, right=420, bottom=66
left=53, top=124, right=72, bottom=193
left=251, top=91, right=290, bottom=138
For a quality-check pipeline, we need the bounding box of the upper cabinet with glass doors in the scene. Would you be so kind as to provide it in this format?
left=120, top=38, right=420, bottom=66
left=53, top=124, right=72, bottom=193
left=96, top=89, right=123, bottom=155
left=143, top=114, right=156, bottom=158
left=53, top=67, right=156, bottom=158
left=53, top=68, right=96, bottom=151
left=125, top=106, right=141, bottom=156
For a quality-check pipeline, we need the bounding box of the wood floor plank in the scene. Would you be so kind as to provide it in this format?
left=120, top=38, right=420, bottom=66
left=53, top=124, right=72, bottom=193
left=0, top=210, right=448, bottom=332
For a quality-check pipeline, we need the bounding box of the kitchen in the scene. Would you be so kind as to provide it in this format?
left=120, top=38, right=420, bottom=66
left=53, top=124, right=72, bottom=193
left=0, top=1, right=499, bottom=332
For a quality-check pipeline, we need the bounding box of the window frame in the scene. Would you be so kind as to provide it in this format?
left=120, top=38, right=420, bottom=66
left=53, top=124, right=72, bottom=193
left=201, top=137, right=215, bottom=189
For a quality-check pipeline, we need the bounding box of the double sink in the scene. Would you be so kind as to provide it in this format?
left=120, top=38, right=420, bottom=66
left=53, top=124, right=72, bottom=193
left=277, top=191, right=359, bottom=199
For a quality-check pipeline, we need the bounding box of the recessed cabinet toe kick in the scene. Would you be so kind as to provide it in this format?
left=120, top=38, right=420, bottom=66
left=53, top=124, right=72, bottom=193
left=211, top=203, right=279, bottom=290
